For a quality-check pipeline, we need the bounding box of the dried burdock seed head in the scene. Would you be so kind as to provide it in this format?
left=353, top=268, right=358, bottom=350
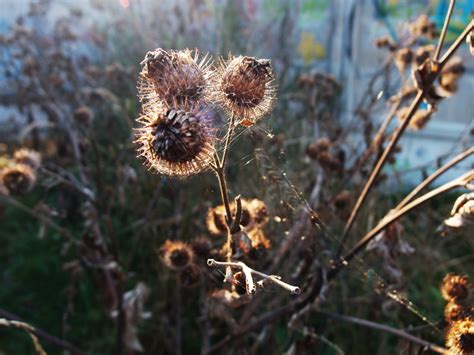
left=409, top=14, right=438, bottom=40
left=443, top=193, right=474, bottom=229
left=214, top=55, right=276, bottom=123
left=445, top=302, right=472, bottom=323
left=248, top=198, right=269, bottom=226
left=178, top=264, right=202, bottom=288
left=138, top=48, right=212, bottom=110
left=160, top=240, right=194, bottom=270
left=446, top=318, right=474, bottom=354
left=73, top=106, right=94, bottom=125
left=394, top=48, right=413, bottom=73
left=0, top=164, right=36, bottom=195
left=441, top=273, right=470, bottom=302
left=438, top=57, right=465, bottom=97
left=206, top=204, right=228, bottom=236
left=135, top=106, right=216, bottom=177
left=306, top=137, right=331, bottom=160
left=13, top=148, right=41, bottom=170
left=191, top=236, right=213, bottom=258
left=396, top=107, right=434, bottom=131
left=374, top=36, right=396, bottom=51
left=414, top=44, right=435, bottom=66
left=247, top=228, right=270, bottom=250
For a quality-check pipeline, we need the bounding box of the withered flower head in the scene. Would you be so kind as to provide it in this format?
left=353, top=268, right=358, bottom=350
left=206, top=198, right=268, bottom=236
left=396, top=107, right=434, bottom=131
left=441, top=273, right=470, bottom=302
left=438, top=57, right=465, bottom=97
left=374, top=36, right=396, bottom=51
left=446, top=318, right=474, bottom=354
left=394, top=48, right=413, bottom=73
left=414, top=44, right=435, bottom=66
left=13, top=148, right=41, bottom=170
left=73, top=106, right=94, bottom=125
left=409, top=14, right=438, bottom=40
left=0, top=164, right=36, bottom=195
left=135, top=106, right=216, bottom=177
left=191, top=236, right=213, bottom=258
left=306, top=137, right=331, bottom=160
left=214, top=55, right=276, bottom=123
left=178, top=264, right=202, bottom=288
left=160, top=240, right=194, bottom=270
left=445, top=302, right=472, bottom=323
left=138, top=48, right=212, bottom=110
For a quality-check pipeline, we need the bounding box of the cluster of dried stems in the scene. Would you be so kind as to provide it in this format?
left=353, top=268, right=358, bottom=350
left=0, top=0, right=473, bottom=354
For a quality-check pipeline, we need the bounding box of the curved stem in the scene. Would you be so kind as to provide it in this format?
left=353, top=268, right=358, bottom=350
left=395, top=147, right=474, bottom=210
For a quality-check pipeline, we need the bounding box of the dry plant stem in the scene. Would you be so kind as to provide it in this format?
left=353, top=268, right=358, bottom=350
left=339, top=90, right=424, bottom=252
left=339, top=18, right=474, bottom=254
left=207, top=259, right=301, bottom=295
left=331, top=170, right=474, bottom=277
left=395, top=147, right=474, bottom=210
left=0, top=318, right=47, bottom=355
left=434, top=0, right=456, bottom=62
left=319, top=312, right=448, bottom=354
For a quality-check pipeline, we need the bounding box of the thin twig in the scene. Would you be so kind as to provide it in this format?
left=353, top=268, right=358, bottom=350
left=331, top=170, right=473, bottom=278
left=319, top=311, right=448, bottom=354
left=395, top=147, right=474, bottom=210
left=207, top=259, right=301, bottom=295
left=433, top=0, right=456, bottom=62
left=0, top=318, right=47, bottom=355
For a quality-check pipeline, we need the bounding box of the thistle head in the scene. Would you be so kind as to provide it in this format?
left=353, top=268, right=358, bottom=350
left=446, top=318, right=474, bottom=354
left=441, top=273, right=470, bottom=302
left=138, top=48, right=213, bottom=111
left=214, top=55, right=276, bottom=123
left=160, top=240, right=194, bottom=270
left=135, top=106, right=216, bottom=177
left=0, top=164, right=36, bottom=195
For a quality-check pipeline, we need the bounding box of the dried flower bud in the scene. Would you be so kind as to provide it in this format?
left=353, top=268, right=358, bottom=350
left=191, top=236, right=213, bottom=258
left=160, top=240, right=194, bottom=270
left=138, top=48, right=212, bottom=110
left=441, top=274, right=470, bottom=302
left=0, top=164, right=36, bottom=195
left=206, top=204, right=228, bottom=236
left=438, top=57, right=465, bottom=97
left=414, top=44, right=435, bottom=66
left=178, top=264, right=202, bottom=288
left=445, top=302, right=472, bottom=323
left=374, top=36, right=396, bottom=51
left=394, top=48, right=413, bottom=73
left=446, top=318, right=474, bottom=354
left=73, top=106, right=94, bottom=125
left=409, top=14, right=438, bottom=40
left=13, top=149, right=41, bottom=170
left=214, top=55, right=276, bottom=123
left=135, top=107, right=216, bottom=177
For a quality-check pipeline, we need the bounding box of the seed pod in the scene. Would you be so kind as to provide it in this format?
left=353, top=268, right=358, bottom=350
left=138, top=48, right=213, bottom=111
left=1, top=164, right=36, bottom=195
left=441, top=273, right=470, bottom=302
left=446, top=318, right=474, bottom=354
left=135, top=106, right=216, bottom=177
left=13, top=149, right=41, bottom=170
left=191, top=236, right=213, bottom=258
left=214, top=55, right=276, bottom=123
left=160, top=240, right=194, bottom=270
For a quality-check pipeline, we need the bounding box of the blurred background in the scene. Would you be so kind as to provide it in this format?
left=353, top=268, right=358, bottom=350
left=0, top=0, right=473, bottom=354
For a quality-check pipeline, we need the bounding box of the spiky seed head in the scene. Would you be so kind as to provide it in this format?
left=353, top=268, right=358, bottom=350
left=446, top=318, right=474, bottom=354
left=445, top=302, right=472, bottom=323
left=414, top=44, right=435, bottom=65
left=441, top=273, right=470, bottom=302
left=214, top=55, right=276, bottom=123
left=438, top=57, right=465, bottom=97
left=138, top=48, right=212, bottom=111
left=409, top=14, right=438, bottom=40
left=206, top=204, right=228, bottom=236
left=178, top=264, right=202, bottom=288
left=0, top=164, right=36, bottom=195
left=160, top=240, right=194, bottom=270
left=135, top=107, right=216, bottom=177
